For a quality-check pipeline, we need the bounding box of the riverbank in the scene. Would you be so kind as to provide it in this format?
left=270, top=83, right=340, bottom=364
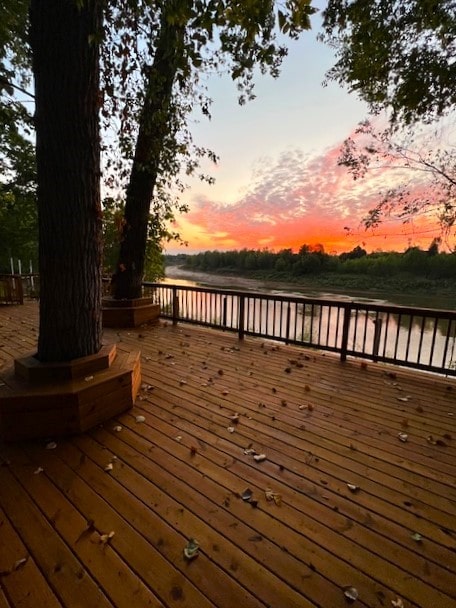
left=164, top=265, right=456, bottom=309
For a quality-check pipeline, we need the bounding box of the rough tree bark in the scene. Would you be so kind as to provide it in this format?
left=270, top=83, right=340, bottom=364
left=30, top=0, right=103, bottom=361
left=111, top=3, right=188, bottom=300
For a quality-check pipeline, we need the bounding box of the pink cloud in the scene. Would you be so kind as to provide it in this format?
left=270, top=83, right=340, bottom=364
left=174, top=137, right=442, bottom=254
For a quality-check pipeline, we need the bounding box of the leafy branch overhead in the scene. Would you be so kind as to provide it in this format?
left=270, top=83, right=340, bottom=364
left=321, top=0, right=456, bottom=125
left=102, top=0, right=317, bottom=298
left=339, top=119, right=456, bottom=236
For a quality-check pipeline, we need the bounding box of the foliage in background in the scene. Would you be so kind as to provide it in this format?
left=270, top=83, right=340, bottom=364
left=338, top=119, right=456, bottom=243
left=170, top=240, right=456, bottom=282
left=0, top=0, right=37, bottom=270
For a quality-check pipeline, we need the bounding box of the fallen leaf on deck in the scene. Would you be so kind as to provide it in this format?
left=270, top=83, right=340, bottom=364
left=229, top=413, right=240, bottom=424
left=343, top=586, right=359, bottom=601
left=113, top=425, right=122, bottom=432
left=398, top=433, right=408, bottom=442
left=391, top=598, right=404, bottom=608
left=396, top=396, right=411, bottom=402
left=183, top=538, right=199, bottom=561
left=265, top=489, right=282, bottom=505
left=241, top=488, right=253, bottom=501
left=141, top=383, right=154, bottom=391
left=243, top=448, right=257, bottom=456
left=253, top=454, right=267, bottom=462
left=347, top=483, right=359, bottom=493
left=104, top=463, right=113, bottom=472
left=307, top=403, right=314, bottom=411
left=135, top=415, right=146, bottom=423
left=13, top=557, right=28, bottom=571
left=84, top=375, right=94, bottom=382
left=45, top=441, right=57, bottom=450
left=227, top=426, right=235, bottom=433
left=190, top=445, right=197, bottom=456
left=222, top=389, right=229, bottom=396
left=218, top=369, right=224, bottom=376
left=304, top=385, right=311, bottom=392
left=34, top=467, right=44, bottom=475
left=411, top=532, right=423, bottom=542
left=100, top=531, right=115, bottom=544
left=179, top=379, right=187, bottom=386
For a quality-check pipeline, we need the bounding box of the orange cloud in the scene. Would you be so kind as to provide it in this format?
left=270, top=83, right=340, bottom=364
left=171, top=140, right=443, bottom=254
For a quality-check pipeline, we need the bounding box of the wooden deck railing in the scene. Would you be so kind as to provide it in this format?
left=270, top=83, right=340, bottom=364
left=0, top=274, right=24, bottom=304
left=144, top=282, right=456, bottom=376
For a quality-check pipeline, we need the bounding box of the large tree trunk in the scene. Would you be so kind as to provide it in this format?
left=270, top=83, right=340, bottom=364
left=111, top=3, right=188, bottom=300
left=30, top=0, right=103, bottom=361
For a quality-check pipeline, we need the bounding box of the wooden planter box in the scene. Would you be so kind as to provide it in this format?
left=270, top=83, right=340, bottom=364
left=0, top=344, right=141, bottom=442
left=102, top=296, right=160, bottom=328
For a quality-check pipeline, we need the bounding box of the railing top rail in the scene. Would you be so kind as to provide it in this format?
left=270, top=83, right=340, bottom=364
left=147, top=281, right=456, bottom=319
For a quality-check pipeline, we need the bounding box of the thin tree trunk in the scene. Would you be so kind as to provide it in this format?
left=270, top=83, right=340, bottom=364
left=30, top=0, right=103, bottom=361
left=112, top=2, right=188, bottom=300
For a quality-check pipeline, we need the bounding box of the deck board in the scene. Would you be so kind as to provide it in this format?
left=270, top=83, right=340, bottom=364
left=1, top=301, right=456, bottom=607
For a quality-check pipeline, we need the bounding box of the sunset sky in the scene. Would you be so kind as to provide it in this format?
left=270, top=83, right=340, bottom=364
left=167, top=2, right=449, bottom=255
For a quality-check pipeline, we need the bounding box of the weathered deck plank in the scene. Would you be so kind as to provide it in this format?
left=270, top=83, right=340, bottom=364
left=1, top=301, right=455, bottom=608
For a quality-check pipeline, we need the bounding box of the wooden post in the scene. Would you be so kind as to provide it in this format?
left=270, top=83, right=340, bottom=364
left=373, top=318, right=382, bottom=362
left=340, top=303, right=352, bottom=362
left=238, top=295, right=245, bottom=340
left=172, top=286, right=179, bottom=325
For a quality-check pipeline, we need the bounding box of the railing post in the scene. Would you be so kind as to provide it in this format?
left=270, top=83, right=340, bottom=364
left=285, top=303, right=291, bottom=345
left=238, top=294, right=245, bottom=340
left=172, top=286, right=179, bottom=325
left=372, top=318, right=382, bottom=362
left=340, top=303, right=352, bottom=362
left=222, top=297, right=227, bottom=327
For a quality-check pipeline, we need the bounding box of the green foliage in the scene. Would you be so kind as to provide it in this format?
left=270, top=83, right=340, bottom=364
left=175, top=241, right=456, bottom=282
left=321, top=0, right=456, bottom=125
left=102, top=198, right=164, bottom=281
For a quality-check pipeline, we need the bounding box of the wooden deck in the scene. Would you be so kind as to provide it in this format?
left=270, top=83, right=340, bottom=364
left=0, top=301, right=455, bottom=608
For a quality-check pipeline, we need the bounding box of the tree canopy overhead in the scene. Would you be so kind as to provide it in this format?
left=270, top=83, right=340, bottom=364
left=321, top=0, right=456, bottom=125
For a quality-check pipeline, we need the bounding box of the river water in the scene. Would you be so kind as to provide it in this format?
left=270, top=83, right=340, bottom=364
left=163, top=265, right=455, bottom=310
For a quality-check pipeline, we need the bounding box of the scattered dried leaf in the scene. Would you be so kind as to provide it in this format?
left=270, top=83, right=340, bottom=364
left=222, top=389, right=229, bottom=396
left=84, top=375, right=94, bottom=382
left=45, top=441, right=57, bottom=450
left=265, top=489, right=282, bottom=505
left=190, top=445, right=197, bottom=456
left=175, top=435, right=182, bottom=442
left=104, top=463, right=113, bottom=472
left=304, top=385, right=311, bottom=392
left=100, top=531, right=115, bottom=544
left=229, top=413, right=240, bottom=424
left=397, top=396, right=411, bottom=402
left=391, top=598, right=404, bottom=608
left=343, top=586, right=359, bottom=602
left=179, top=379, right=187, bottom=386
left=411, top=532, right=423, bottom=542
left=12, top=557, right=28, bottom=572
left=244, top=448, right=257, bottom=456
left=347, top=483, right=359, bottom=493
left=398, top=432, right=408, bottom=442
left=33, top=467, right=44, bottom=475
left=113, top=425, right=122, bottom=432
left=227, top=426, right=235, bottom=433
left=135, top=415, right=146, bottom=423
left=218, top=369, right=224, bottom=376
left=183, top=538, right=199, bottom=561
left=241, top=488, right=253, bottom=501
left=253, top=453, right=267, bottom=463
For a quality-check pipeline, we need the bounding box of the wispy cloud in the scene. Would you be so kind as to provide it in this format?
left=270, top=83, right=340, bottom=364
left=174, top=137, right=438, bottom=253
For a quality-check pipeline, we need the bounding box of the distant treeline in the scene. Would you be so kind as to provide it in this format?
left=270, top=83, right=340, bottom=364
left=165, top=241, right=456, bottom=280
